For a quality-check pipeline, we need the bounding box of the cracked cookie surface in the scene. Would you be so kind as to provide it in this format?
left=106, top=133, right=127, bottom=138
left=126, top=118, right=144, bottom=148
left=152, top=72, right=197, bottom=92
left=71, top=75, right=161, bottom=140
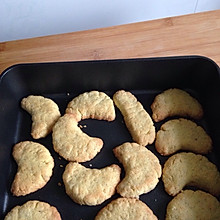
left=155, top=118, right=212, bottom=155
left=21, top=95, right=61, bottom=139
left=113, top=142, right=161, bottom=198
left=95, top=197, right=158, bottom=220
left=52, top=114, right=103, bottom=162
left=151, top=88, right=203, bottom=122
left=162, top=152, right=220, bottom=196
left=62, top=162, right=121, bottom=205
left=113, top=90, right=155, bottom=146
left=66, top=91, right=115, bottom=122
left=4, top=200, right=61, bottom=220
left=11, top=141, right=54, bottom=196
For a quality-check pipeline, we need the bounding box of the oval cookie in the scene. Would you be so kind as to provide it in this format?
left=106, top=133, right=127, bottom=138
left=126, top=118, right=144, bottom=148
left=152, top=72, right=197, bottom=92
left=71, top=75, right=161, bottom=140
left=4, top=200, right=61, bottom=220
left=21, top=95, right=61, bottom=139
left=113, top=90, right=155, bottom=146
left=155, top=118, right=212, bottom=155
left=166, top=190, right=220, bottom=220
left=95, top=198, right=158, bottom=220
left=162, top=152, right=220, bottom=196
left=11, top=141, right=54, bottom=196
left=66, top=91, right=115, bottom=122
left=62, top=162, right=121, bottom=206
left=151, top=88, right=203, bottom=122
left=113, top=142, right=161, bottom=198
left=52, top=114, right=103, bottom=162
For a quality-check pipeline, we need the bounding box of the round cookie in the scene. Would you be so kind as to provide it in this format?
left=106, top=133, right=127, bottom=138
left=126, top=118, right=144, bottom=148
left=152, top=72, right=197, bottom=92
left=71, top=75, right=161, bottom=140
left=166, top=190, right=220, bottom=220
left=95, top=197, right=158, bottom=220
left=21, top=95, right=61, bottom=139
left=11, top=141, right=54, bottom=196
left=162, top=152, right=220, bottom=196
left=113, top=142, right=161, bottom=198
left=62, top=162, right=121, bottom=206
left=66, top=91, right=115, bottom=122
left=151, top=88, right=203, bottom=122
left=52, top=114, right=103, bottom=162
left=155, top=118, right=212, bottom=155
left=113, top=90, right=155, bottom=146
left=4, top=200, right=61, bottom=220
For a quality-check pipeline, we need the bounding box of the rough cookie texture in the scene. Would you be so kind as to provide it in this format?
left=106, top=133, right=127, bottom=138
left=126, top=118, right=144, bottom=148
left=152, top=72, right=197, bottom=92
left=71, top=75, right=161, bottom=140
left=95, top=198, right=158, bottom=220
left=11, top=141, right=54, bottom=196
left=162, top=152, right=220, bottom=196
left=66, top=91, right=115, bottom=122
left=21, top=95, right=61, bottom=139
left=113, top=90, right=155, bottom=146
left=4, top=200, right=61, bottom=220
left=151, top=88, right=204, bottom=122
left=52, top=114, right=103, bottom=162
left=62, top=162, right=121, bottom=206
left=113, top=142, right=161, bottom=198
left=166, top=190, right=220, bottom=220
left=155, top=118, right=212, bottom=155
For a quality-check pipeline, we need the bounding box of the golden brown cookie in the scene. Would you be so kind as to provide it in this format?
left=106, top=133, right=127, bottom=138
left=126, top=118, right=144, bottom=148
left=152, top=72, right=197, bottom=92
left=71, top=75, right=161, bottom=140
left=166, top=190, right=220, bottom=220
left=155, top=118, right=212, bottom=155
left=21, top=95, right=61, bottom=139
left=162, top=152, right=220, bottom=196
left=66, top=91, right=115, bottom=122
left=113, top=90, right=155, bottom=146
left=4, top=200, right=61, bottom=220
left=52, top=114, right=103, bottom=162
left=62, top=162, right=121, bottom=206
left=11, top=141, right=54, bottom=196
left=151, top=88, right=203, bottom=122
left=113, top=142, right=161, bottom=198
left=95, top=198, right=158, bottom=220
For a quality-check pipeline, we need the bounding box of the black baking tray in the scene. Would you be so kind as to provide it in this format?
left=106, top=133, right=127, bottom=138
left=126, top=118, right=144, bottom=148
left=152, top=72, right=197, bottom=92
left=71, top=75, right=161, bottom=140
left=0, top=56, right=220, bottom=220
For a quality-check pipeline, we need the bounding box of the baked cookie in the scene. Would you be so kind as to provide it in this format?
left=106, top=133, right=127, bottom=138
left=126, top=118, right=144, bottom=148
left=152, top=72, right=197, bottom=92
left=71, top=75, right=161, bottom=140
left=4, top=200, right=61, bottom=220
left=162, top=152, right=220, bottom=196
left=155, top=118, right=212, bottom=155
left=62, top=162, right=121, bottom=206
left=11, top=141, right=54, bottom=196
left=21, top=95, right=61, bottom=139
left=113, top=142, right=161, bottom=198
left=166, top=190, right=220, bottom=220
left=151, top=88, right=203, bottom=122
left=113, top=90, right=155, bottom=146
left=52, top=114, right=103, bottom=162
left=66, top=91, right=115, bottom=122
left=95, top=198, right=158, bottom=220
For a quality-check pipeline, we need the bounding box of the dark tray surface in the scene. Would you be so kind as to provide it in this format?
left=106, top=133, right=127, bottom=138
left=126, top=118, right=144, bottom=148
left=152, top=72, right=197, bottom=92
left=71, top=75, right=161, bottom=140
left=0, top=56, right=220, bottom=220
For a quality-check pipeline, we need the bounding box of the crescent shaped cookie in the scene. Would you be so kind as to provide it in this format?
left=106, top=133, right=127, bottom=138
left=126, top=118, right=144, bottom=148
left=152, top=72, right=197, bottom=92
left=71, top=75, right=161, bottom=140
left=113, top=142, right=162, bottom=198
left=21, top=95, right=61, bottom=139
left=155, top=118, right=212, bottom=155
left=52, top=114, right=103, bottom=162
left=113, top=90, right=155, bottom=146
left=66, top=91, right=115, bottom=122
left=4, top=200, right=61, bottom=220
left=62, top=162, right=121, bottom=206
left=11, top=141, right=54, bottom=196
left=166, top=190, right=220, bottom=220
left=95, top=198, right=158, bottom=220
left=162, top=152, right=220, bottom=196
left=151, top=88, right=203, bottom=122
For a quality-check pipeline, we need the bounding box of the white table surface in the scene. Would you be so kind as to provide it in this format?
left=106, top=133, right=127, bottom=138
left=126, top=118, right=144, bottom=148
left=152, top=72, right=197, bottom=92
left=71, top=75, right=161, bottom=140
left=1, top=0, right=220, bottom=42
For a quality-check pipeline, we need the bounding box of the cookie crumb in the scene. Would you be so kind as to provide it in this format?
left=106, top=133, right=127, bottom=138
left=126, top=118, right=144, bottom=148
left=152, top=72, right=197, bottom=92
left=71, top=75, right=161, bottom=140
left=83, top=125, right=87, bottom=128
left=60, top=164, right=64, bottom=168
left=58, top=182, right=62, bottom=186
left=67, top=93, right=70, bottom=96
left=89, top=164, right=92, bottom=167
left=58, top=157, right=62, bottom=160
left=79, top=125, right=83, bottom=128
